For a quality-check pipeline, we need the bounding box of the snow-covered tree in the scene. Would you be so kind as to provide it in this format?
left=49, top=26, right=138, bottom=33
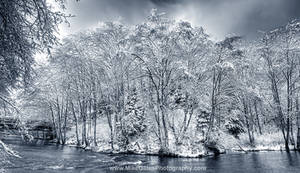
left=117, top=88, right=146, bottom=150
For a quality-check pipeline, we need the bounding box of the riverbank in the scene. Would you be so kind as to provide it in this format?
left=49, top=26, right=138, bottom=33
left=4, top=134, right=288, bottom=159
left=3, top=127, right=294, bottom=159
left=64, top=129, right=296, bottom=158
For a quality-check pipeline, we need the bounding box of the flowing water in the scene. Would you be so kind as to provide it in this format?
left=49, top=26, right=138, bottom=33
left=1, top=136, right=300, bottom=173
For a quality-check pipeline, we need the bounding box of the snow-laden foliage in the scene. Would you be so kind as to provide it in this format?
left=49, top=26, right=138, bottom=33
left=2, top=8, right=300, bottom=158
left=117, top=88, right=146, bottom=150
left=23, top=12, right=300, bottom=154
left=0, top=0, right=69, bottom=92
left=224, top=110, right=244, bottom=138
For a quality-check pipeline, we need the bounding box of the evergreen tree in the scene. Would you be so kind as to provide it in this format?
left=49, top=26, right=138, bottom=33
left=117, top=88, right=146, bottom=150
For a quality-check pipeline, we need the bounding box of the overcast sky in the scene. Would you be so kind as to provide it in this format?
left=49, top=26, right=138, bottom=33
left=60, top=0, right=300, bottom=40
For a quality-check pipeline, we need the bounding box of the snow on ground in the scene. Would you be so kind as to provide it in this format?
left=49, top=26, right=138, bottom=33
left=237, top=131, right=291, bottom=151
left=65, top=117, right=296, bottom=157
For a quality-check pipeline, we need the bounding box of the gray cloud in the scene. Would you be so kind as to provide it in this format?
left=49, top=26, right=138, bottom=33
left=61, top=0, right=300, bottom=40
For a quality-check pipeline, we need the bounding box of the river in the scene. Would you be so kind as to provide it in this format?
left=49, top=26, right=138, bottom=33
left=1, top=136, right=300, bottom=173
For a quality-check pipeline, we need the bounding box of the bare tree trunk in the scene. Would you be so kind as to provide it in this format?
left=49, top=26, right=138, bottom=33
left=93, top=112, right=97, bottom=146
left=272, top=71, right=289, bottom=151
left=80, top=100, right=88, bottom=146
left=217, top=73, right=222, bottom=128
left=242, top=98, right=254, bottom=145
left=93, top=99, right=97, bottom=146
left=88, top=99, right=92, bottom=142
left=56, top=98, right=62, bottom=144
left=71, top=101, right=80, bottom=146
left=176, top=107, right=193, bottom=145
left=296, top=97, right=300, bottom=150
left=106, top=111, right=114, bottom=150
left=149, top=87, right=162, bottom=145
left=254, top=100, right=262, bottom=135
left=249, top=101, right=255, bottom=143
left=62, top=101, right=68, bottom=145
left=49, top=104, right=57, bottom=140
left=208, top=69, right=217, bottom=136
left=290, top=121, right=295, bottom=148
left=286, top=71, right=292, bottom=151
left=82, top=114, right=87, bottom=146
left=169, top=113, right=179, bottom=144
left=208, top=69, right=222, bottom=138
left=160, top=105, right=169, bottom=150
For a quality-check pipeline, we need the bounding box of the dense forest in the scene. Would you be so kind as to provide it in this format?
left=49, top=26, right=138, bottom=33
left=1, top=1, right=300, bottom=157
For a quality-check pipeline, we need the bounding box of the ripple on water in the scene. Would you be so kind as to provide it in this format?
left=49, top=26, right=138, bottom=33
left=87, top=155, right=97, bottom=158
left=46, top=165, right=64, bottom=170
left=120, top=160, right=143, bottom=166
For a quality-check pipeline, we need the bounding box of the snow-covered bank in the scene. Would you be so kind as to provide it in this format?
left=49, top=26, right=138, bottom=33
left=234, top=132, right=295, bottom=152
left=65, top=128, right=295, bottom=158
left=60, top=113, right=299, bottom=158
